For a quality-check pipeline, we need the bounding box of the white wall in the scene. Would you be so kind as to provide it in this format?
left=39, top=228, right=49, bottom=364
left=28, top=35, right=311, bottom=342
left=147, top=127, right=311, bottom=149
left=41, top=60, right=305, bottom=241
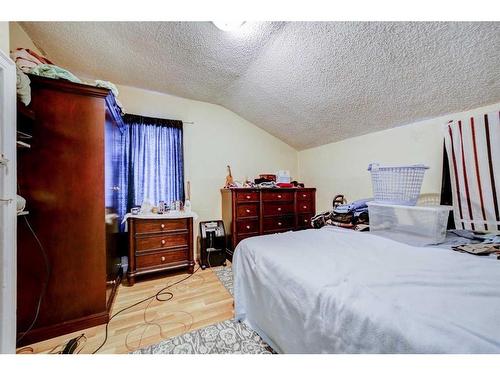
left=0, top=22, right=9, bottom=54
left=299, top=102, right=500, bottom=212
left=117, top=85, right=298, bottom=225
left=9, top=22, right=41, bottom=54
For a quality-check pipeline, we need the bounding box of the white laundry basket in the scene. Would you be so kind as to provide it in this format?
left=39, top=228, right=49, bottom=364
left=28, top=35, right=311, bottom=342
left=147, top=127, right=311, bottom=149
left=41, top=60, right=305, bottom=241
left=368, top=163, right=429, bottom=206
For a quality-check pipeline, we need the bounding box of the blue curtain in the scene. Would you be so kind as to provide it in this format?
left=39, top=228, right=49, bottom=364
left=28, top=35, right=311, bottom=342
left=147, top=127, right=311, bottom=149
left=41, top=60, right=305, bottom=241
left=118, top=114, right=184, bottom=229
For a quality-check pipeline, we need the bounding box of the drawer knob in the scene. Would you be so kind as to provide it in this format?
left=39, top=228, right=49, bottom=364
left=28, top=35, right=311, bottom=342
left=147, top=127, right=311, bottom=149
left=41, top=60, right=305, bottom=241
left=161, top=256, right=166, bottom=262
left=303, top=205, right=307, bottom=209
left=304, top=219, right=308, bottom=223
left=246, top=195, right=251, bottom=199
left=277, top=207, right=282, bottom=211
left=277, top=195, right=282, bottom=198
left=246, top=225, right=250, bottom=229
left=278, top=222, right=282, bottom=226
left=161, top=223, right=165, bottom=229
left=303, top=194, right=307, bottom=198
left=246, top=209, right=250, bottom=213
left=161, top=239, right=166, bottom=245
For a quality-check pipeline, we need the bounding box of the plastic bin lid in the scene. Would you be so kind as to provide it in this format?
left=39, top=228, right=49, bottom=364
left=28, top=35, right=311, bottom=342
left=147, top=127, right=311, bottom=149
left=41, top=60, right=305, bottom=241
left=367, top=202, right=452, bottom=211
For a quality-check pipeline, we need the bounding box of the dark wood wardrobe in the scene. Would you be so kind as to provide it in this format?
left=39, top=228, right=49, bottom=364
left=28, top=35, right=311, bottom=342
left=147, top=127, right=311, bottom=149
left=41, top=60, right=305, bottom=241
left=16, top=75, right=124, bottom=346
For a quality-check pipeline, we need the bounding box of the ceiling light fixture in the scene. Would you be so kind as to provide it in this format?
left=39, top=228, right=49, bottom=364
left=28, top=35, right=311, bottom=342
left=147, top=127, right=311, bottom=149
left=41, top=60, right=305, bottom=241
left=212, top=21, right=246, bottom=31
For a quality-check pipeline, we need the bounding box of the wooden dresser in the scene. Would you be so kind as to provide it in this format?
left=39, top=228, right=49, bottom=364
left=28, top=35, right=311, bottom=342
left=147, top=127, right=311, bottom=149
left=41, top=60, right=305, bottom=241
left=221, top=188, right=316, bottom=249
left=127, top=217, right=195, bottom=286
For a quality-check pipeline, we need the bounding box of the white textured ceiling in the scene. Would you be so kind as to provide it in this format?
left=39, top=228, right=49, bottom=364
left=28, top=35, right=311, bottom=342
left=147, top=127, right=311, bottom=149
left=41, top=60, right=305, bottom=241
left=20, top=22, right=500, bottom=150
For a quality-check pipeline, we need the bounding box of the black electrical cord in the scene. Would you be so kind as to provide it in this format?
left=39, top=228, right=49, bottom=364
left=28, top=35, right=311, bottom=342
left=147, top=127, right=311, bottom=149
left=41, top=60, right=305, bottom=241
left=92, top=266, right=201, bottom=354
left=16, top=215, right=51, bottom=345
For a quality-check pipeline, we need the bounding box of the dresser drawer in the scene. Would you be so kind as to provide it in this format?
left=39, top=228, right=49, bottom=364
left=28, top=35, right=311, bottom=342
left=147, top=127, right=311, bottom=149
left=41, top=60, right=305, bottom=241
left=134, top=219, right=188, bottom=234
left=297, top=201, right=314, bottom=214
left=136, top=248, right=188, bottom=269
left=236, top=203, right=259, bottom=218
left=135, top=233, right=188, bottom=253
left=297, top=214, right=314, bottom=229
left=263, top=202, right=294, bottom=216
left=261, top=191, right=294, bottom=202
left=236, top=219, right=259, bottom=234
left=263, top=215, right=295, bottom=232
left=235, top=191, right=259, bottom=202
left=297, top=190, right=314, bottom=201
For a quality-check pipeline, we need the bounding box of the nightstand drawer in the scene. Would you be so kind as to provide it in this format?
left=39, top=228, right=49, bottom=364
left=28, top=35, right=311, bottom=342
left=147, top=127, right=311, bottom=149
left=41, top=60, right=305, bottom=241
left=136, top=248, right=188, bottom=269
left=135, top=219, right=188, bottom=234
left=135, top=233, right=189, bottom=253
left=236, top=203, right=259, bottom=218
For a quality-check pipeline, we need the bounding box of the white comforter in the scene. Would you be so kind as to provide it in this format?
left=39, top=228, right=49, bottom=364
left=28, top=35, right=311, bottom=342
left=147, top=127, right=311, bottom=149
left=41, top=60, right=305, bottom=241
left=233, top=227, right=500, bottom=353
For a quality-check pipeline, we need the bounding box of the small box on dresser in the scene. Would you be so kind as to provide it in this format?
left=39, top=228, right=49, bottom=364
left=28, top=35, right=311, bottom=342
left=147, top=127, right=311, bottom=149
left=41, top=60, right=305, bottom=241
left=221, top=188, right=316, bottom=251
left=127, top=217, right=195, bottom=286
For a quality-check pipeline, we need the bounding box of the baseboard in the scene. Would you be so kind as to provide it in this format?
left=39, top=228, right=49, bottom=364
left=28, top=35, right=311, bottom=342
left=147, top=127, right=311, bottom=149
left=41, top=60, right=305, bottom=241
left=16, top=310, right=109, bottom=348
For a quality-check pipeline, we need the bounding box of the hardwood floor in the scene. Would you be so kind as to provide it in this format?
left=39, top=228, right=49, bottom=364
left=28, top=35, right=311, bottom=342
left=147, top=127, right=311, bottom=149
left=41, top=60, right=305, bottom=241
left=17, top=266, right=234, bottom=354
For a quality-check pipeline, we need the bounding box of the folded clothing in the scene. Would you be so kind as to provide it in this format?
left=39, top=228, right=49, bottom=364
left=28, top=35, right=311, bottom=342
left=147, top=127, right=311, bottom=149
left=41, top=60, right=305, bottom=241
left=334, top=198, right=372, bottom=214
left=16, top=67, right=31, bottom=106
left=94, top=80, right=124, bottom=112
left=11, top=48, right=53, bottom=73
left=29, top=64, right=81, bottom=84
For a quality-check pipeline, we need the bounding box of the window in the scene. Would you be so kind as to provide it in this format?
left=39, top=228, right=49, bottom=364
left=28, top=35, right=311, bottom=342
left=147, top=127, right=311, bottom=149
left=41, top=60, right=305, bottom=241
left=118, top=114, right=184, bottom=227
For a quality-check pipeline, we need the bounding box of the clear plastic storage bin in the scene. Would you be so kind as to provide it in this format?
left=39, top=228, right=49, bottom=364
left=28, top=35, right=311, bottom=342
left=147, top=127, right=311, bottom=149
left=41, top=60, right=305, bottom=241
left=367, top=202, right=452, bottom=246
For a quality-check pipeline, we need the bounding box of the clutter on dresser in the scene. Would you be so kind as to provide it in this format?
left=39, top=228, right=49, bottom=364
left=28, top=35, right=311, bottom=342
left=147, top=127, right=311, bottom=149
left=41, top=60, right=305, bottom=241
left=259, top=174, right=276, bottom=182
left=184, top=181, right=192, bottom=212
left=276, top=170, right=291, bottom=184
left=223, top=166, right=309, bottom=190
left=225, top=165, right=235, bottom=187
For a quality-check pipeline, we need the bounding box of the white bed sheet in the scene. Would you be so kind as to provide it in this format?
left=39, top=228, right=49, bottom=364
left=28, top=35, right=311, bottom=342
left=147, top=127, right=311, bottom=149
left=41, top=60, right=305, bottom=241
left=233, top=227, right=500, bottom=353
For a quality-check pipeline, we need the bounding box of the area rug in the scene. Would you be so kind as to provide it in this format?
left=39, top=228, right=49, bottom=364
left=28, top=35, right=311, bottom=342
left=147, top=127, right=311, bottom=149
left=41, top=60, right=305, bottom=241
left=213, top=266, right=233, bottom=295
left=132, top=319, right=274, bottom=354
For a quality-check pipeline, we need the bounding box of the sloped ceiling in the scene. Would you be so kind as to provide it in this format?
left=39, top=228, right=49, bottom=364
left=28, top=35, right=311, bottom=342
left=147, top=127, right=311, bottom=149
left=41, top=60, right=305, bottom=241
left=20, top=21, right=500, bottom=150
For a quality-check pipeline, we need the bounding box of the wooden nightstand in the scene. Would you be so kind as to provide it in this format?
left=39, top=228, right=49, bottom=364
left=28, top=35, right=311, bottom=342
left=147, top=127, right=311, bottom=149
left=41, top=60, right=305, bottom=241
left=127, top=215, right=195, bottom=286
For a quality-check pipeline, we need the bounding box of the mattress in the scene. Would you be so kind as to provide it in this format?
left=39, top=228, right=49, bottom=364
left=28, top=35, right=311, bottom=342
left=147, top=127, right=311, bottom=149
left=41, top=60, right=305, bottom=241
left=233, top=227, right=500, bottom=353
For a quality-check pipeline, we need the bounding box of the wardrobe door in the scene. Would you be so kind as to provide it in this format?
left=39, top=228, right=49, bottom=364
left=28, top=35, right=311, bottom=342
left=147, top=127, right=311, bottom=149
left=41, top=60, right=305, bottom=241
left=17, top=76, right=108, bottom=345
left=104, top=107, right=122, bottom=308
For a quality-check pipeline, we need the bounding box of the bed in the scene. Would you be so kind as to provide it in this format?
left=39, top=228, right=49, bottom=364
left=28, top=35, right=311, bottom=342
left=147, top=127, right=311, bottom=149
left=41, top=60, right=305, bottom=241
left=233, top=227, right=500, bottom=353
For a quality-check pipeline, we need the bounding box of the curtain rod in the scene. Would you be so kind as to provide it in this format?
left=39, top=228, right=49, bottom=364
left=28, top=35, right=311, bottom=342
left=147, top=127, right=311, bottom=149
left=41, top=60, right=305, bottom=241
left=123, top=112, right=195, bottom=125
